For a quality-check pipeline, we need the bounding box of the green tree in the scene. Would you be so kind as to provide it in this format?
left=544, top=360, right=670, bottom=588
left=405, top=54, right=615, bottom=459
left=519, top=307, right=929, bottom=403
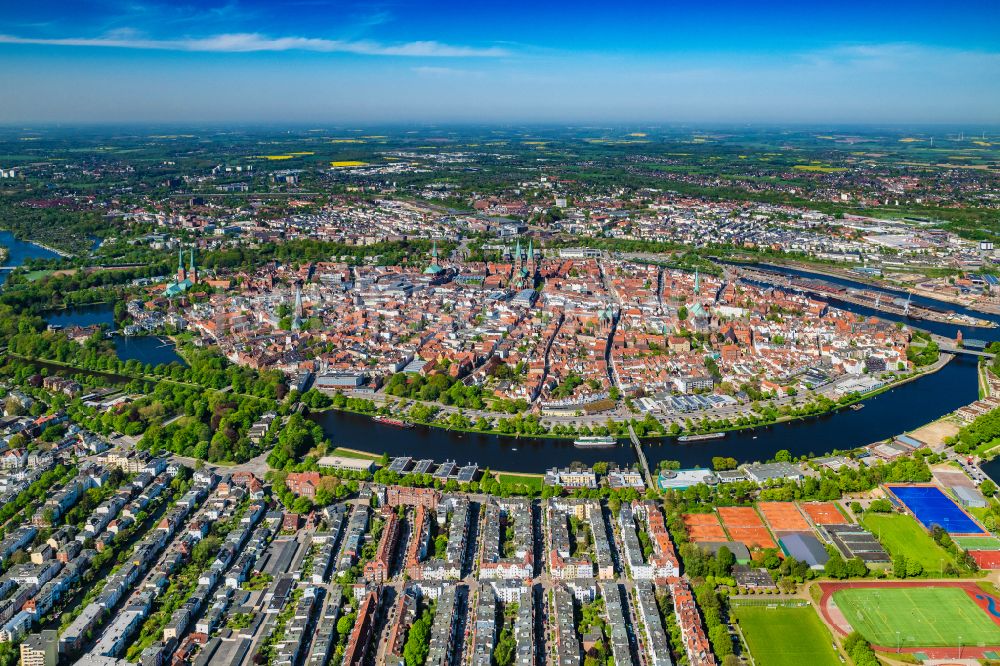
left=893, top=553, right=908, bottom=578
left=494, top=626, right=516, bottom=666
left=403, top=608, right=433, bottom=666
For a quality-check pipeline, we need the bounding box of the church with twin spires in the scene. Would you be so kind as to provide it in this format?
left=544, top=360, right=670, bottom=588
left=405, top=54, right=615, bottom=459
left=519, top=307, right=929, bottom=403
left=164, top=247, right=198, bottom=297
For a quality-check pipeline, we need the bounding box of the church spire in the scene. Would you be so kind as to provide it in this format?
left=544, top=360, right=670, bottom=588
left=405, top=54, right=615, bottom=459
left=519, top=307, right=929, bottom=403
left=292, top=281, right=303, bottom=332
left=694, top=268, right=700, bottom=296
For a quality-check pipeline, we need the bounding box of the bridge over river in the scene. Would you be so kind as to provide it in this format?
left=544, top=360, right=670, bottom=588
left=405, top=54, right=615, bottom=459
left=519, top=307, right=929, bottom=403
left=932, top=334, right=996, bottom=358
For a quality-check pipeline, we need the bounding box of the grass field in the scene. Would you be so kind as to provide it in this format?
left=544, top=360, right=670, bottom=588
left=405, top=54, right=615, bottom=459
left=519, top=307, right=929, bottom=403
left=496, top=473, right=543, bottom=491
left=832, top=586, right=1000, bottom=647
left=24, top=269, right=53, bottom=282
left=330, top=447, right=381, bottom=461
left=862, top=512, right=957, bottom=573
left=954, top=535, right=1000, bottom=550
left=734, top=605, right=841, bottom=666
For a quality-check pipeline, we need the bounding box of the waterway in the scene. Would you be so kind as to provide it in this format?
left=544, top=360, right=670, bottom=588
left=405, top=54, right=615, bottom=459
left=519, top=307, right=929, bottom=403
left=0, top=230, right=60, bottom=285
left=981, top=458, right=1000, bottom=486
left=310, top=262, right=1000, bottom=473
left=310, top=409, right=638, bottom=472
left=43, top=303, right=186, bottom=367
left=312, top=355, right=980, bottom=473
left=745, top=262, right=1000, bottom=339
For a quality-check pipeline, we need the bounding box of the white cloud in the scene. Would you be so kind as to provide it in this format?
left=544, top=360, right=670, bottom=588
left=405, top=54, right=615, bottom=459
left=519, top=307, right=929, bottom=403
left=0, top=31, right=508, bottom=57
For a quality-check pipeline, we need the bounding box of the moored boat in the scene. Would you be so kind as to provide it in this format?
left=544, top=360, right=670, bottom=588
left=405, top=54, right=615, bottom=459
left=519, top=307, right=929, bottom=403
left=677, top=432, right=726, bottom=443
left=573, top=435, right=617, bottom=449
left=373, top=415, right=414, bottom=428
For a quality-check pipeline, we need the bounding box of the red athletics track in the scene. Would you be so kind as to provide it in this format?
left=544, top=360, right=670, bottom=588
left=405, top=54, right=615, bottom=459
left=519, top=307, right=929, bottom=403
left=817, top=581, right=1000, bottom=659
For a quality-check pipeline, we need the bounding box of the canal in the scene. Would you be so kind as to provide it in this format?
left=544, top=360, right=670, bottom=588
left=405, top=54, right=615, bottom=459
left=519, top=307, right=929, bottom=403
left=311, top=354, right=980, bottom=473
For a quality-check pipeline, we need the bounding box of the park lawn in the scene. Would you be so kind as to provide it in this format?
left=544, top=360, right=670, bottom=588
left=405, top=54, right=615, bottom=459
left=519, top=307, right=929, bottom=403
left=734, top=604, right=841, bottom=666
left=496, top=473, right=543, bottom=492
left=971, top=438, right=1000, bottom=458
left=330, top=447, right=381, bottom=461
left=862, top=512, right=957, bottom=573
left=24, top=269, right=53, bottom=282
left=832, top=586, right=1000, bottom=647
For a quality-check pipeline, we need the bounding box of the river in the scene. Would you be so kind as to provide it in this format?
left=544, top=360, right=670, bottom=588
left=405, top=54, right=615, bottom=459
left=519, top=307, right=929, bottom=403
left=308, top=262, right=1000, bottom=473
left=0, top=233, right=185, bottom=368
left=0, top=230, right=60, bottom=285
left=982, top=458, right=1000, bottom=485
left=7, top=234, right=989, bottom=474
left=743, top=262, right=1000, bottom=339
left=311, top=354, right=979, bottom=473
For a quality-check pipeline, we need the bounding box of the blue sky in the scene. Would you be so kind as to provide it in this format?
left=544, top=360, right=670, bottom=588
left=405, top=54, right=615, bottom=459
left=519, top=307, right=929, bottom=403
left=1, top=0, right=999, bottom=124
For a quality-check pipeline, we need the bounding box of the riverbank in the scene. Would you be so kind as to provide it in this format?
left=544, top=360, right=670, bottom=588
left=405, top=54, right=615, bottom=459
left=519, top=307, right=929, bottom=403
left=26, top=239, right=73, bottom=259
left=0, top=228, right=74, bottom=259
left=757, top=259, right=1000, bottom=319
left=313, top=353, right=953, bottom=449
left=738, top=263, right=995, bottom=329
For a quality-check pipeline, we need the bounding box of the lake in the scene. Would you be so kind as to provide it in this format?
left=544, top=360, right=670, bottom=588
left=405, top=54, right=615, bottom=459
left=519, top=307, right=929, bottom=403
left=43, top=303, right=186, bottom=367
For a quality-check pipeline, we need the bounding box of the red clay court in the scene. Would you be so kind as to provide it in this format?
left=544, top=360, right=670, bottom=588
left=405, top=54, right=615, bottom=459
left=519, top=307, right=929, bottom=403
left=717, top=506, right=776, bottom=550
left=683, top=513, right=727, bottom=542
left=801, top=502, right=849, bottom=525
left=758, top=501, right=811, bottom=532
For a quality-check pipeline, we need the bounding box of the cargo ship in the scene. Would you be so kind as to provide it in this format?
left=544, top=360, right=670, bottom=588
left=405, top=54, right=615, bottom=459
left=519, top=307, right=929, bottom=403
left=677, top=432, right=726, bottom=443
left=573, top=436, right=617, bottom=449
left=373, top=415, right=413, bottom=428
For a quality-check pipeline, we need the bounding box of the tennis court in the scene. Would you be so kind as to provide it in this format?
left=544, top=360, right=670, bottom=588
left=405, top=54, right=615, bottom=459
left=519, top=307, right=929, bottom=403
left=718, top=506, right=777, bottom=550
left=831, top=585, right=1000, bottom=648
left=683, top=512, right=727, bottom=542
left=759, top=501, right=811, bottom=532
left=887, top=484, right=985, bottom=535
left=801, top=502, right=849, bottom=525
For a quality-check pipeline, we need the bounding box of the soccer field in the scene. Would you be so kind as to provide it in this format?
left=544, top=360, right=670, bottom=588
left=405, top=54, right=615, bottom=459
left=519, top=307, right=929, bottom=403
left=734, top=604, right=841, bottom=666
left=833, top=587, right=1000, bottom=648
